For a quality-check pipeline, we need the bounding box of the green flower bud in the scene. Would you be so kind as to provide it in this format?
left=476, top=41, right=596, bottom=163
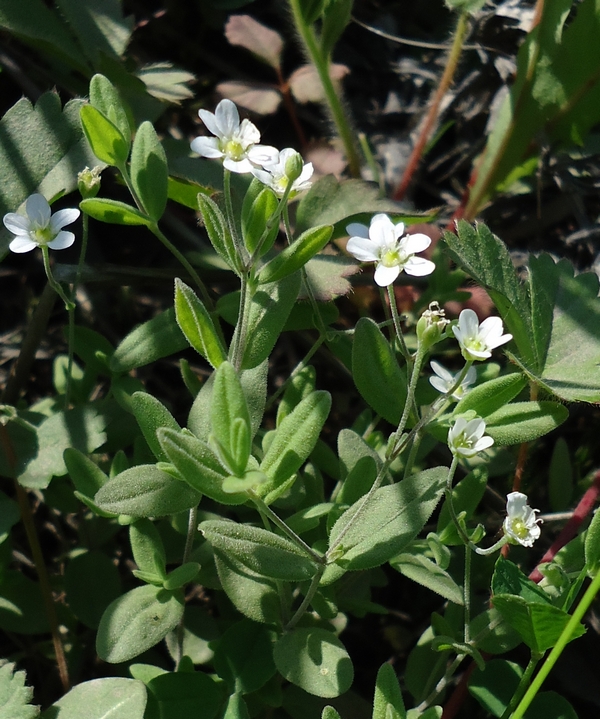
left=77, top=166, right=102, bottom=199
left=416, top=301, right=450, bottom=350
left=284, top=151, right=304, bottom=183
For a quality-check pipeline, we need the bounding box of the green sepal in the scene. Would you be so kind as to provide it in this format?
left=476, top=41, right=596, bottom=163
left=242, top=179, right=278, bottom=255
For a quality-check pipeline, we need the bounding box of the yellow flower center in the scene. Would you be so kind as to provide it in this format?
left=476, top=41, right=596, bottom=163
left=381, top=247, right=406, bottom=268
left=32, top=227, right=54, bottom=245
left=509, top=518, right=529, bottom=540
left=222, top=139, right=246, bottom=161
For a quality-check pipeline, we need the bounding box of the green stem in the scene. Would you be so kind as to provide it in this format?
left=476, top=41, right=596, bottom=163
left=223, top=168, right=248, bottom=267
left=230, top=275, right=253, bottom=372
left=248, top=490, right=325, bottom=565
left=402, top=429, right=422, bottom=479
left=464, top=543, right=472, bottom=643
left=500, top=653, right=542, bottom=719
left=285, top=565, right=326, bottom=631
left=41, top=246, right=74, bottom=311
left=249, top=183, right=294, bottom=267
left=510, top=570, right=600, bottom=719
left=288, top=0, right=361, bottom=177
left=386, top=284, right=411, bottom=364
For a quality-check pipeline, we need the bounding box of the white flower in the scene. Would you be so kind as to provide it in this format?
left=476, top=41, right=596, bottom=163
left=447, top=416, right=494, bottom=458
left=252, top=148, right=313, bottom=197
left=452, top=309, right=512, bottom=361
left=430, top=361, right=477, bottom=400
left=346, top=214, right=435, bottom=287
left=190, top=99, right=277, bottom=173
left=3, top=194, right=79, bottom=254
left=503, top=491, right=542, bottom=547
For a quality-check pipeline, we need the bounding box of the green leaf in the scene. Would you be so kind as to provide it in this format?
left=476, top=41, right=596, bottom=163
left=130, top=519, right=167, bottom=583
left=372, top=662, right=406, bottom=719
left=453, top=374, right=527, bottom=418
left=257, top=225, right=333, bottom=284
left=297, top=0, right=327, bottom=24
left=242, top=180, right=278, bottom=255
left=163, top=562, right=200, bottom=590
left=443, top=222, right=534, bottom=367
left=277, top=365, right=317, bottom=426
left=200, top=520, right=318, bottom=581
left=491, top=594, right=585, bottom=653
left=492, top=556, right=551, bottom=605
left=110, top=307, right=188, bottom=373
left=157, top=428, right=247, bottom=506
left=0, top=93, right=98, bottom=240
left=320, top=0, right=353, bottom=57
left=322, top=708, right=341, bottom=719
left=210, top=362, right=252, bottom=476
left=40, top=678, right=146, bottom=719
left=352, top=318, right=407, bottom=425
left=97, top=585, right=184, bottom=663
left=0, top=660, right=38, bottom=719
left=0, top=571, right=48, bottom=635
left=130, top=392, right=180, bottom=463
left=146, top=672, right=222, bottom=719
left=390, top=552, right=463, bottom=605
left=213, top=619, right=276, bottom=693
left=53, top=1, right=133, bottom=63
left=242, top=272, right=302, bottom=369
left=80, top=104, right=130, bottom=167
left=273, top=628, right=353, bottom=698
left=213, top=550, right=283, bottom=626
left=437, top=467, right=487, bottom=545
left=174, top=279, right=227, bottom=369
left=483, top=401, right=568, bottom=446
left=585, top=506, right=600, bottom=576
left=64, top=551, right=122, bottom=630
left=136, top=63, right=196, bottom=103
left=80, top=198, right=152, bottom=227
left=0, top=0, right=89, bottom=74
left=94, top=465, right=201, bottom=517
left=258, top=391, right=331, bottom=499
left=197, top=193, right=239, bottom=273
left=524, top=691, right=578, bottom=719
left=520, top=255, right=600, bottom=402
left=548, top=437, right=573, bottom=511
left=329, top=467, right=446, bottom=571
left=17, top=407, right=106, bottom=489
left=468, top=659, right=522, bottom=719
left=89, top=74, right=131, bottom=143
left=130, top=121, right=168, bottom=221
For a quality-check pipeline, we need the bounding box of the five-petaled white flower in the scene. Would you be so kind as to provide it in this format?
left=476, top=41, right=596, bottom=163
left=452, top=309, right=512, bottom=361
left=346, top=214, right=435, bottom=287
left=252, top=148, right=313, bottom=197
left=430, top=361, right=477, bottom=400
left=190, top=99, right=277, bottom=174
left=3, top=194, right=79, bottom=254
left=503, top=491, right=542, bottom=547
left=447, top=416, right=494, bottom=458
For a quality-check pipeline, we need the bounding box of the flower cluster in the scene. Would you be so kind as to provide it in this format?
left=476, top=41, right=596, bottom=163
left=3, top=194, right=79, bottom=254
left=191, top=99, right=313, bottom=197
left=345, top=214, right=435, bottom=287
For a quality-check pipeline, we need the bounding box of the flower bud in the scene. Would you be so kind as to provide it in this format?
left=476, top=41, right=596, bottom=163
left=416, top=302, right=450, bottom=350
left=284, top=151, right=304, bottom=183
left=78, top=166, right=102, bottom=199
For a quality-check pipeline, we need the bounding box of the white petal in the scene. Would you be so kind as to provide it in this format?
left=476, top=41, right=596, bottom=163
left=26, top=193, right=51, bottom=226
left=346, top=222, right=369, bottom=238
left=3, top=212, right=31, bottom=235
left=346, top=236, right=379, bottom=262
left=369, top=214, right=396, bottom=249
left=430, top=360, right=453, bottom=382
left=430, top=376, right=450, bottom=393
left=50, top=208, right=79, bottom=233
left=215, top=99, right=240, bottom=137
left=9, top=236, right=38, bottom=253
left=248, top=144, right=278, bottom=165
left=297, top=163, right=314, bottom=184
left=392, top=222, right=405, bottom=240
left=238, top=118, right=261, bottom=146
left=374, top=263, right=400, bottom=287
left=401, top=232, right=431, bottom=255
left=506, top=492, right=528, bottom=518
left=198, top=109, right=222, bottom=138
left=474, top=436, right=494, bottom=452
left=191, top=136, right=223, bottom=158
left=251, top=168, right=274, bottom=186
left=464, top=366, right=477, bottom=385
left=465, top=418, right=486, bottom=441
left=223, top=157, right=254, bottom=173
left=404, top=256, right=436, bottom=277
left=48, top=231, right=75, bottom=250
left=458, top=309, right=480, bottom=337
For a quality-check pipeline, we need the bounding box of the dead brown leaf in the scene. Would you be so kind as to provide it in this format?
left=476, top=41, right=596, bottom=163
left=288, top=64, right=350, bottom=104
left=216, top=81, right=282, bottom=115
left=225, top=14, right=284, bottom=71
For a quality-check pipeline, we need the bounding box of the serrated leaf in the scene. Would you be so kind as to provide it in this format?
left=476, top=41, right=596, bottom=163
left=0, top=661, right=38, bottom=719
